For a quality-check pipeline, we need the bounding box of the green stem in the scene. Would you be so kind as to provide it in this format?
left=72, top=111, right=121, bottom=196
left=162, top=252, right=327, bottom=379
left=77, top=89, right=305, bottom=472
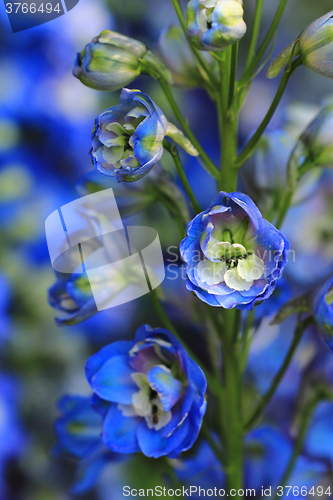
left=276, top=159, right=314, bottom=229
left=276, top=189, right=293, bottom=229
left=163, top=140, right=202, bottom=214
left=273, top=387, right=333, bottom=498
left=148, top=289, right=223, bottom=398
left=217, top=48, right=239, bottom=191
left=158, top=194, right=185, bottom=239
left=219, top=309, right=243, bottom=494
left=244, top=317, right=313, bottom=432
left=228, top=43, right=239, bottom=109
left=158, top=77, right=219, bottom=178
left=244, top=0, right=264, bottom=73
left=241, top=0, right=289, bottom=82
left=169, top=0, right=219, bottom=88
left=235, top=57, right=302, bottom=169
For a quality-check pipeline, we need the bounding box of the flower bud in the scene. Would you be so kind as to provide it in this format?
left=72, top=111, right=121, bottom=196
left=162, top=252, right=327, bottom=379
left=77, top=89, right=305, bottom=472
left=268, top=10, right=333, bottom=79
left=299, top=10, right=333, bottom=78
left=74, top=31, right=172, bottom=91
left=186, top=0, right=246, bottom=52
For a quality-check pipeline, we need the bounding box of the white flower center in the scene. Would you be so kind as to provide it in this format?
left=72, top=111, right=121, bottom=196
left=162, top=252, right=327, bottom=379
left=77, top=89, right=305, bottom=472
left=118, top=370, right=172, bottom=431
left=197, top=241, right=265, bottom=292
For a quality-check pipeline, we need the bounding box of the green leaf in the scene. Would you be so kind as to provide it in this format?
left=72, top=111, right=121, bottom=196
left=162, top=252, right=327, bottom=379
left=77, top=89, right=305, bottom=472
left=141, top=50, right=173, bottom=84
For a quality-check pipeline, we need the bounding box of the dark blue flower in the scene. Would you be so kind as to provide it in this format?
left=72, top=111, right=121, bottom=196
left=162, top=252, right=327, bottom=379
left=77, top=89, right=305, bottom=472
left=91, top=88, right=168, bottom=182
left=85, top=325, right=207, bottom=458
left=180, top=191, right=289, bottom=310
left=55, top=395, right=120, bottom=494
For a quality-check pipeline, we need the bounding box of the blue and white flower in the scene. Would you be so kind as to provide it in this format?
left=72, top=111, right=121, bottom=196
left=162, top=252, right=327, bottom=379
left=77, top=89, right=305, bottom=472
left=85, top=325, right=207, bottom=458
left=180, top=191, right=290, bottom=309
left=186, top=0, right=246, bottom=52
left=91, top=88, right=198, bottom=182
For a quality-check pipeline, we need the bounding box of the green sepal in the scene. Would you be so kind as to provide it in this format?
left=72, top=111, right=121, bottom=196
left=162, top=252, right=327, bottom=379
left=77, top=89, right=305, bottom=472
left=267, top=39, right=301, bottom=79
left=166, top=123, right=199, bottom=157
left=141, top=50, right=173, bottom=84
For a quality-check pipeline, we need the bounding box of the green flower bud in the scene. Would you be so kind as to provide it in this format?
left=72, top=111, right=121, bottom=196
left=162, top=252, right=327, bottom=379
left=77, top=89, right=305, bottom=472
left=299, top=10, right=333, bottom=78
left=73, top=31, right=172, bottom=91
left=268, top=10, right=333, bottom=79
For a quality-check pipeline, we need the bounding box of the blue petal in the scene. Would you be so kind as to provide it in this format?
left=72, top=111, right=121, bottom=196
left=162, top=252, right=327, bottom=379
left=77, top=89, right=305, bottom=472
left=72, top=450, right=111, bottom=494
left=90, top=355, right=136, bottom=404
left=115, top=152, right=161, bottom=182
left=167, top=397, right=207, bottom=459
left=136, top=415, right=191, bottom=458
left=102, top=404, right=140, bottom=454
left=86, top=341, right=134, bottom=384
left=147, top=366, right=182, bottom=412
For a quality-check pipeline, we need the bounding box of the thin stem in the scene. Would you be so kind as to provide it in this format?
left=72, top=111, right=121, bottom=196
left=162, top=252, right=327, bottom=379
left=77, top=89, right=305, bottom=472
left=163, top=141, right=202, bottom=214
left=158, top=195, right=185, bottom=239
left=276, top=189, right=293, bottom=229
left=244, top=0, right=264, bottom=73
left=158, top=77, right=219, bottom=178
left=273, top=387, right=333, bottom=498
left=242, top=0, right=289, bottom=82
left=148, top=289, right=223, bottom=398
left=169, top=0, right=219, bottom=88
left=235, top=57, right=302, bottom=169
left=244, top=317, right=313, bottom=432
left=228, top=42, right=239, bottom=109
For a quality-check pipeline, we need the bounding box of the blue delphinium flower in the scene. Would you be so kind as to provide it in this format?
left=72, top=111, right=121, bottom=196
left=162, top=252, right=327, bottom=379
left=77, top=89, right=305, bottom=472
left=180, top=191, right=289, bottom=310
left=49, top=272, right=98, bottom=326
left=91, top=88, right=168, bottom=182
left=55, top=395, right=120, bottom=494
left=86, top=324, right=207, bottom=458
